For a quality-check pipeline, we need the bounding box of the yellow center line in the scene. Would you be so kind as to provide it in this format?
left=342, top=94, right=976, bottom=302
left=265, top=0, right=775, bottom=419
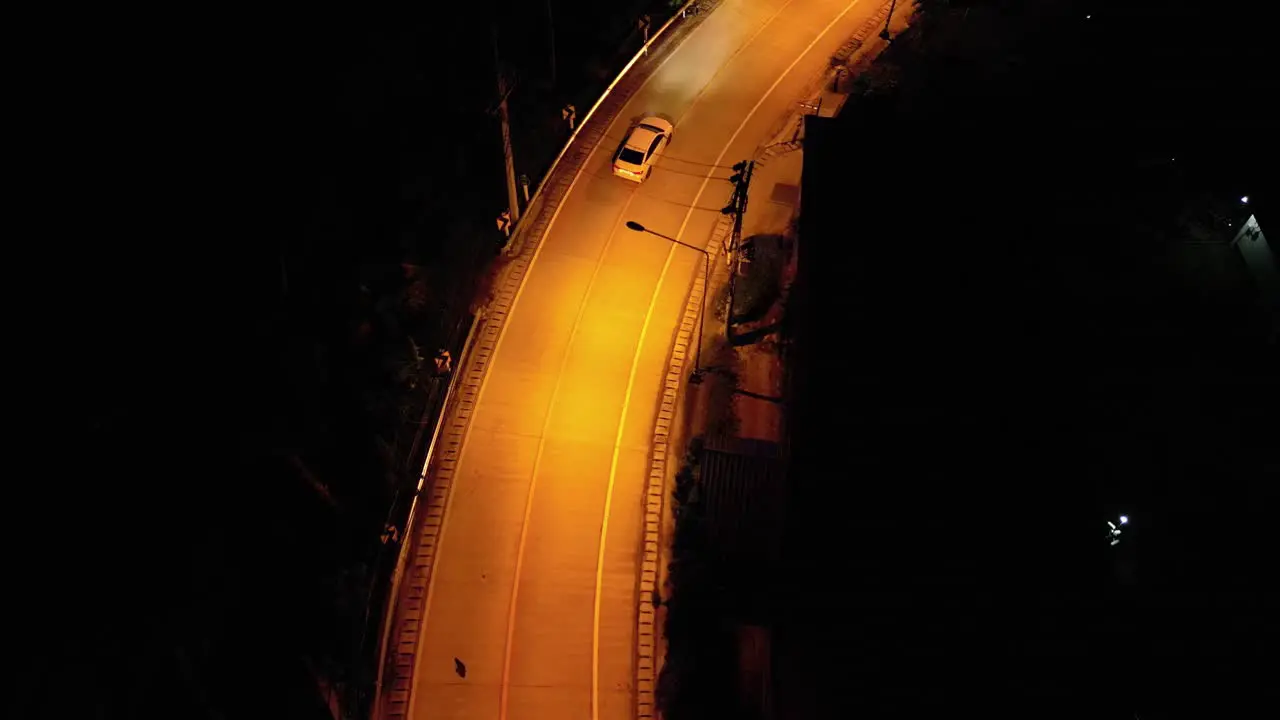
left=590, top=2, right=865, bottom=720
left=498, top=192, right=639, bottom=720
left=643, top=0, right=797, bottom=185
left=491, top=8, right=725, bottom=718
left=418, top=6, right=706, bottom=718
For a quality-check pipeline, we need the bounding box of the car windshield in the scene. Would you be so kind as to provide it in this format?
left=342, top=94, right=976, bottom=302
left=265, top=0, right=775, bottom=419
left=619, top=148, right=645, bottom=165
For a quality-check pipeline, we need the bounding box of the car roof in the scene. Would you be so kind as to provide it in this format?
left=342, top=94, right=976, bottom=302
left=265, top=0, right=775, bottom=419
left=638, top=115, right=671, bottom=130
left=625, top=124, right=661, bottom=151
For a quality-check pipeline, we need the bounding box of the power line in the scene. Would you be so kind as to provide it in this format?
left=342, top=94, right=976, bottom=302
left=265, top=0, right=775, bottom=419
left=595, top=129, right=741, bottom=170
left=655, top=154, right=741, bottom=171
left=578, top=175, right=738, bottom=213
left=650, top=164, right=733, bottom=180
left=637, top=192, right=732, bottom=214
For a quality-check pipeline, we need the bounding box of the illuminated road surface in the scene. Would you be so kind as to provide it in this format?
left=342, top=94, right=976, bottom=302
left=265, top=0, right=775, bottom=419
left=411, top=1, right=878, bottom=718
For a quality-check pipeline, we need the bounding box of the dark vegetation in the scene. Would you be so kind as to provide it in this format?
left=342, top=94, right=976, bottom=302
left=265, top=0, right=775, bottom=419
left=27, top=2, right=703, bottom=718
left=782, top=1, right=1274, bottom=718
left=732, top=234, right=786, bottom=324
left=649, top=1, right=1272, bottom=719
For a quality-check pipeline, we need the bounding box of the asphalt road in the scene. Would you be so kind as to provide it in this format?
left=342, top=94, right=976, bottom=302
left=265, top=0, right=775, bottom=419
left=410, top=1, right=881, bottom=718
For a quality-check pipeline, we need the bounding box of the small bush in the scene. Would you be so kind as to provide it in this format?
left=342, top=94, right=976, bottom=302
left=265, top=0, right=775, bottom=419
left=731, top=235, right=785, bottom=323
left=659, top=435, right=740, bottom=720
left=712, top=282, right=731, bottom=321
left=704, top=340, right=740, bottom=439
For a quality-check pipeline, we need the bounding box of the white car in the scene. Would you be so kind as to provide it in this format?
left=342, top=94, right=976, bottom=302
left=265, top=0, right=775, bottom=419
left=612, top=117, right=674, bottom=182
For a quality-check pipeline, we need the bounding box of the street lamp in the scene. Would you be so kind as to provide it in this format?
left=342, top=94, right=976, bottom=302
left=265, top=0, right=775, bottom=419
left=625, top=220, right=710, bottom=381
left=1107, top=514, right=1130, bottom=546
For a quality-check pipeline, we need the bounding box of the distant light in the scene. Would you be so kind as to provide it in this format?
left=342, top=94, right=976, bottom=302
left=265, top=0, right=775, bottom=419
left=1086, top=15, right=1091, bottom=19
left=1241, top=195, right=1249, bottom=204
left=1119, top=515, right=1129, bottom=525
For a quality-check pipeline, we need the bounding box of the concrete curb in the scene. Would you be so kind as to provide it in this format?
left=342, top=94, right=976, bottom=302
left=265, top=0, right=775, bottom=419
left=369, top=310, right=482, bottom=720
left=635, top=234, right=709, bottom=720
left=374, top=311, right=490, bottom=720
left=374, top=6, right=720, bottom=720
left=640, top=214, right=739, bottom=720
left=639, top=4, right=915, bottom=718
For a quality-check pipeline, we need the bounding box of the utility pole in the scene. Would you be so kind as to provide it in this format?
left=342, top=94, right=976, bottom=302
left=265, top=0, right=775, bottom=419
left=723, top=160, right=755, bottom=339
left=492, top=27, right=521, bottom=223
left=880, top=0, right=898, bottom=40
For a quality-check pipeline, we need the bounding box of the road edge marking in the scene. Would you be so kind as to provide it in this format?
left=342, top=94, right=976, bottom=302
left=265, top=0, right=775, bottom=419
left=593, top=0, right=811, bottom=715
left=626, top=0, right=867, bottom=717
left=405, top=11, right=721, bottom=720
left=592, top=237, right=680, bottom=720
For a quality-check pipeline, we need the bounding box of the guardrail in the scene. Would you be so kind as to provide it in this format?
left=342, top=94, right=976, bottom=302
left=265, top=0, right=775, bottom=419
left=367, top=309, right=481, bottom=718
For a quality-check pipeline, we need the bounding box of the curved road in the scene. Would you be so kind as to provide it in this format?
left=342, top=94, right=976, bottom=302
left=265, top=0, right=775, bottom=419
left=410, top=1, right=876, bottom=717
